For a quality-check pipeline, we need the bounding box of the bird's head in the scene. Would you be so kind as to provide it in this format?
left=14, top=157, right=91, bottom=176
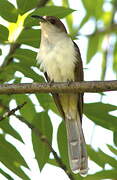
left=31, top=15, right=67, bottom=35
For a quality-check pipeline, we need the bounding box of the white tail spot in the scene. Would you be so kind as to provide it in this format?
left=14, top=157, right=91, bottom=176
left=70, top=141, right=78, bottom=146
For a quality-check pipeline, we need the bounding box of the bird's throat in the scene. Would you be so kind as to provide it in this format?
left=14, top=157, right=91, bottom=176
left=37, top=34, right=77, bottom=82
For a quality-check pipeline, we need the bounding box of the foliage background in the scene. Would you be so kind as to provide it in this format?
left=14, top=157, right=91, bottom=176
left=0, top=0, right=117, bottom=179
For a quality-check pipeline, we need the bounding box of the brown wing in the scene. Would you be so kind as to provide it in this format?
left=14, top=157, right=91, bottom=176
left=44, top=42, right=83, bottom=121
left=73, top=42, right=84, bottom=122
left=44, top=72, right=65, bottom=119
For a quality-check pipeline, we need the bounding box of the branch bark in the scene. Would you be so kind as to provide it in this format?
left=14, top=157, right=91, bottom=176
left=16, top=115, right=75, bottom=180
left=0, top=80, right=117, bottom=94
left=86, top=23, right=117, bottom=37
left=0, top=102, right=75, bottom=180
left=0, top=102, right=26, bottom=121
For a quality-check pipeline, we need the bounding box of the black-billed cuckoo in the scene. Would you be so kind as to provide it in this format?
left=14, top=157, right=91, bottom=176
left=32, top=15, right=88, bottom=176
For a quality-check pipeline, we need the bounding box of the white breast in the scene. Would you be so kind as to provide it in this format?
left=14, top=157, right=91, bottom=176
left=37, top=35, right=77, bottom=82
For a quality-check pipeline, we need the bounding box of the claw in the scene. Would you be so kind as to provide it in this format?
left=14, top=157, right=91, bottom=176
left=49, top=80, right=54, bottom=87
left=67, top=79, right=73, bottom=86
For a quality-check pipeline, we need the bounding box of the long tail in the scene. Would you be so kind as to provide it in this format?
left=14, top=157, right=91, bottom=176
left=65, top=114, right=88, bottom=176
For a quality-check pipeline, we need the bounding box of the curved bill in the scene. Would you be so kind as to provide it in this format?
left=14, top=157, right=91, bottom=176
left=31, top=15, right=46, bottom=22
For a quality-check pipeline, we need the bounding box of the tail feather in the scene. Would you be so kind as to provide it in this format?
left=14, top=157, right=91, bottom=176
left=77, top=119, right=88, bottom=176
left=65, top=114, right=88, bottom=175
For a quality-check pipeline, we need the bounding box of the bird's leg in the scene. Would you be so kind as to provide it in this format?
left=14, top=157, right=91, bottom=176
left=48, top=79, right=54, bottom=87
left=67, top=79, right=73, bottom=86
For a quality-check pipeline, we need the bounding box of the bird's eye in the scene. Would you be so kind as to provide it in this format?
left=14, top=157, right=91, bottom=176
left=50, top=19, right=56, bottom=24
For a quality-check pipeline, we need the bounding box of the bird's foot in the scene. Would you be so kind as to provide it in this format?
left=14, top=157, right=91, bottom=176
left=48, top=80, right=54, bottom=87
left=67, top=79, right=73, bottom=86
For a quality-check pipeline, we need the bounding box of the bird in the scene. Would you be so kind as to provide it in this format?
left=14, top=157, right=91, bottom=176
left=31, top=15, right=88, bottom=176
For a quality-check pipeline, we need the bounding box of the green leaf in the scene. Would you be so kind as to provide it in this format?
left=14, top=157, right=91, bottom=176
left=87, top=33, right=100, bottom=63
left=113, top=40, right=117, bottom=72
left=79, top=14, right=90, bottom=29
left=14, top=63, right=44, bottom=82
left=107, top=144, right=117, bottom=156
left=0, top=95, right=22, bottom=142
left=102, top=11, right=113, bottom=26
left=14, top=77, right=22, bottom=84
left=16, top=0, right=38, bottom=14
left=0, top=95, right=11, bottom=114
left=47, top=1, right=54, bottom=6
left=0, top=118, right=23, bottom=143
left=84, top=102, right=117, bottom=131
left=98, top=148, right=117, bottom=168
left=0, top=64, right=16, bottom=82
left=85, top=170, right=117, bottom=180
left=0, top=0, right=18, bottom=22
left=87, top=145, right=105, bottom=168
left=24, top=6, right=75, bottom=27
left=0, top=168, right=14, bottom=180
left=33, top=6, right=75, bottom=18
left=36, top=94, right=59, bottom=115
left=82, top=0, right=103, bottom=20
left=57, top=121, right=70, bottom=169
left=62, top=0, right=69, bottom=7
left=0, top=49, right=2, bottom=55
left=88, top=144, right=117, bottom=169
left=17, top=29, right=41, bottom=48
left=48, top=158, right=58, bottom=167
left=12, top=48, right=37, bottom=67
left=13, top=94, right=36, bottom=123
left=32, top=111, right=53, bottom=170
left=0, top=25, right=9, bottom=44
left=114, top=131, right=117, bottom=146
left=0, top=135, right=29, bottom=180
left=64, top=14, right=73, bottom=34
left=0, top=63, right=26, bottom=82
left=1, top=62, right=44, bottom=82
left=82, top=0, right=93, bottom=15
left=62, top=0, right=74, bottom=34
left=101, top=50, right=108, bottom=80
left=94, top=0, right=103, bottom=19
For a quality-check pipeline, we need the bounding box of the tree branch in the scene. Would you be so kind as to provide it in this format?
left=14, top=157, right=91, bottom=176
left=0, top=102, right=27, bottom=121
left=0, top=80, right=117, bottom=94
left=0, top=103, right=74, bottom=180
left=86, top=23, right=117, bottom=37
left=2, top=43, right=21, bottom=67
left=15, top=115, right=75, bottom=180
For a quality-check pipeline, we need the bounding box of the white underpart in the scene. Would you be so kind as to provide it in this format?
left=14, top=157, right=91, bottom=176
left=37, top=25, right=77, bottom=82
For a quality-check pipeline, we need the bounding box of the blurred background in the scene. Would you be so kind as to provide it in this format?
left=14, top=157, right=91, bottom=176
left=0, top=0, right=117, bottom=179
